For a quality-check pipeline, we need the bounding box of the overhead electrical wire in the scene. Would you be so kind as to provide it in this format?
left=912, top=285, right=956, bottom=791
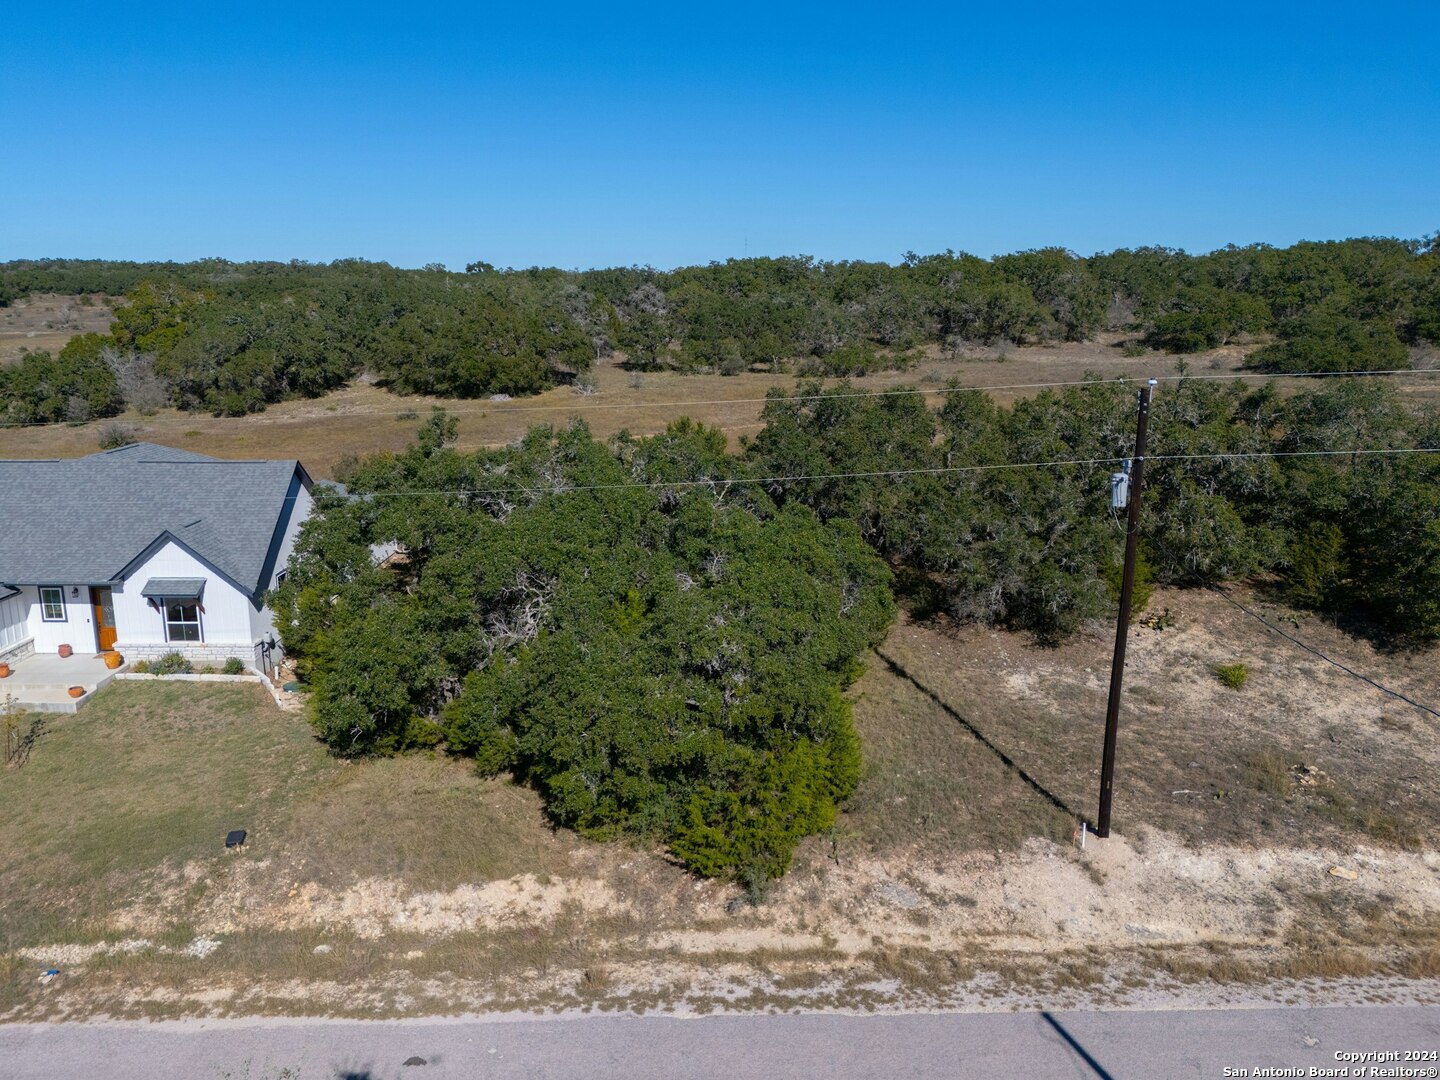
left=306, top=445, right=1440, bottom=500
left=1208, top=585, right=1440, bottom=722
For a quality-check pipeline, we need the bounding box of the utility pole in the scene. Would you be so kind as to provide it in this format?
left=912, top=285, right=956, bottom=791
left=1096, top=378, right=1156, bottom=839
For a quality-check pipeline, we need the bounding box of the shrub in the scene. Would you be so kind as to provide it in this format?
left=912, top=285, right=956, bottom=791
left=1250, top=311, right=1409, bottom=374
left=797, top=343, right=913, bottom=378
left=150, top=651, right=194, bottom=675
left=97, top=422, right=140, bottom=450
left=131, top=659, right=151, bottom=674
left=1214, top=662, right=1249, bottom=689
left=1284, top=523, right=1347, bottom=608
left=222, top=657, right=246, bottom=674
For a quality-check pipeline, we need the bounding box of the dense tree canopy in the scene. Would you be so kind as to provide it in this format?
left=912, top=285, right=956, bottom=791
left=274, top=414, right=894, bottom=882
left=4, top=235, right=1436, bottom=421
left=0, top=333, right=123, bottom=424
left=748, top=377, right=1440, bottom=643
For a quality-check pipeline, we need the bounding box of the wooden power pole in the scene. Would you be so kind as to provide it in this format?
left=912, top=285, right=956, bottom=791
left=1096, top=379, right=1156, bottom=839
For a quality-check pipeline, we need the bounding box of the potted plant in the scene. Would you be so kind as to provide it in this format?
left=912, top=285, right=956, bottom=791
left=58, top=644, right=73, bottom=658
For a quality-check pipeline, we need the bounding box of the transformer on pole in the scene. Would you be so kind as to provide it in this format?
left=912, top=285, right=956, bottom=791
left=1108, top=461, right=1132, bottom=511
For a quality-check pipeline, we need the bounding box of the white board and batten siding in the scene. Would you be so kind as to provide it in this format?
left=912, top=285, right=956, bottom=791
left=1, top=587, right=32, bottom=656
left=12, top=584, right=97, bottom=654
left=112, top=541, right=257, bottom=649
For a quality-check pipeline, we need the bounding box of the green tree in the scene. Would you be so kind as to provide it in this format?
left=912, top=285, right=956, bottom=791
left=275, top=418, right=894, bottom=881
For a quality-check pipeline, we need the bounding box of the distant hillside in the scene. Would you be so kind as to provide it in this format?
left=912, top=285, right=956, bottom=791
left=2, top=237, right=1437, bottom=422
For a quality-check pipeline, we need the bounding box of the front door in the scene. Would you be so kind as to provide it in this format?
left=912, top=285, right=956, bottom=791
left=91, top=586, right=117, bottom=651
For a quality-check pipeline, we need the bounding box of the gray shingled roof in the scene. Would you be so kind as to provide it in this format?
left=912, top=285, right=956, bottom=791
left=90, top=442, right=223, bottom=464
left=0, top=443, right=308, bottom=595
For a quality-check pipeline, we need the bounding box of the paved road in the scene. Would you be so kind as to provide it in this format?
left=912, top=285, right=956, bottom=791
left=3, top=1005, right=1437, bottom=1079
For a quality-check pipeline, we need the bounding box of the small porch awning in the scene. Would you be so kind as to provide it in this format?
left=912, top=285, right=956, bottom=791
left=140, top=577, right=206, bottom=600
left=0, top=584, right=18, bottom=601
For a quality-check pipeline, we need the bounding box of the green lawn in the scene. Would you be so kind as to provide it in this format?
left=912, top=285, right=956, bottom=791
left=0, top=682, right=575, bottom=952
left=1, top=683, right=325, bottom=945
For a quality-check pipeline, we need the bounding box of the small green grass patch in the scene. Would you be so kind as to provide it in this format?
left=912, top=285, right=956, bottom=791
left=1213, top=662, right=1249, bottom=689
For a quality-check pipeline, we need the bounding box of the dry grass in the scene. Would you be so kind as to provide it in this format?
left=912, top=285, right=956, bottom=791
left=861, top=587, right=1440, bottom=851
left=0, top=293, right=114, bottom=366
left=1245, top=748, right=1295, bottom=798
left=0, top=681, right=588, bottom=950
left=0, top=680, right=621, bottom=1017
left=260, top=753, right=576, bottom=891
left=0, top=333, right=1247, bottom=477
left=842, top=645, right=1076, bottom=859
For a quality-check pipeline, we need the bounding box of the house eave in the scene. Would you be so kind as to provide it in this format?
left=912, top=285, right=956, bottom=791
left=110, top=531, right=254, bottom=598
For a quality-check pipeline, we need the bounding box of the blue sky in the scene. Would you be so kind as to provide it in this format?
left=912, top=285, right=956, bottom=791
left=2, top=2, right=1436, bottom=269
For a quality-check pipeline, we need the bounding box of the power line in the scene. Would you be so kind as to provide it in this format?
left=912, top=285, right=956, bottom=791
left=2, top=367, right=1437, bottom=431
left=1208, top=585, right=1440, bottom=722
left=312, top=446, right=1440, bottom=500
left=361, top=368, right=1440, bottom=415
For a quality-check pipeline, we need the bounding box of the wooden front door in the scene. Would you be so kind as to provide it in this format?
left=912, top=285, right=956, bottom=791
left=91, top=586, right=117, bottom=651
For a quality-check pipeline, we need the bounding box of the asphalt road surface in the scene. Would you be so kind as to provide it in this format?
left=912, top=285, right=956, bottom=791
left=3, top=1005, right=1438, bottom=1079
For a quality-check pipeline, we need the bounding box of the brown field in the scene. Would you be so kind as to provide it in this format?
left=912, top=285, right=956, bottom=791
left=1, top=335, right=1229, bottom=476
left=0, top=293, right=114, bottom=366
left=5, top=336, right=1438, bottom=480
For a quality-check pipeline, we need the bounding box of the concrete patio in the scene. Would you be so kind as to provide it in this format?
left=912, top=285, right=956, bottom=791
left=0, top=652, right=126, bottom=713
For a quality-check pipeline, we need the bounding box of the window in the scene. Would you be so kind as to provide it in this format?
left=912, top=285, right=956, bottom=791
left=164, top=599, right=202, bottom=642
left=274, top=570, right=287, bottom=588
left=39, top=586, right=66, bottom=622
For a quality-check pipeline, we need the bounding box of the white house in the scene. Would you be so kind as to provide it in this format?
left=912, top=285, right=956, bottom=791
left=0, top=442, right=314, bottom=671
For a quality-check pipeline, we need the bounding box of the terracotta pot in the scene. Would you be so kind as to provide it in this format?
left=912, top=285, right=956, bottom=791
left=0, top=663, right=10, bottom=679
left=103, top=652, right=124, bottom=670
left=67, top=685, right=85, bottom=698
left=58, top=644, right=73, bottom=658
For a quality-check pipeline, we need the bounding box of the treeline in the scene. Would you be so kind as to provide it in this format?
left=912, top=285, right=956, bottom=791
left=3, top=236, right=1438, bottom=422
left=0, top=263, right=595, bottom=420
left=278, top=376, right=1438, bottom=882
left=749, top=377, right=1440, bottom=644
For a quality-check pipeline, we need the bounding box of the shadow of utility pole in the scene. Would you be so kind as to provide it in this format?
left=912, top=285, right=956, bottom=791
left=1041, top=1012, right=1117, bottom=1079
left=875, top=650, right=1093, bottom=833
